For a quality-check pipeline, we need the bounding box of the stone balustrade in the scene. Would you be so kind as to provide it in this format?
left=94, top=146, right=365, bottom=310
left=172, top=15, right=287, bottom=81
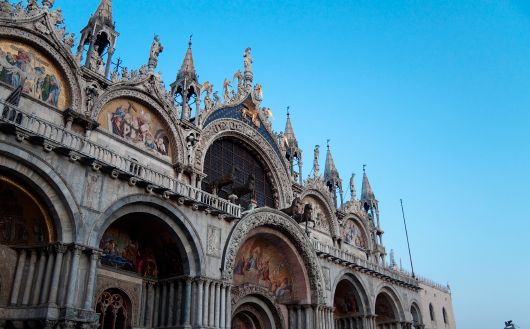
left=0, top=100, right=242, bottom=218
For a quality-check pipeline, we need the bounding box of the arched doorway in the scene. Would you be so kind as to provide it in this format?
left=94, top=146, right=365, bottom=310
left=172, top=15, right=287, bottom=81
left=374, top=291, right=401, bottom=329
left=98, top=213, right=186, bottom=278
left=411, top=302, right=422, bottom=328
left=96, top=289, right=130, bottom=329
left=232, top=296, right=274, bottom=329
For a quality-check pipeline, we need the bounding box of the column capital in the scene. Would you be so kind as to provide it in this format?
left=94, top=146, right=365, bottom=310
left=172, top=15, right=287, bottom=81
left=40, top=320, right=58, bottom=329
left=60, top=321, right=76, bottom=329
left=70, top=245, right=85, bottom=255
left=184, top=276, right=194, bottom=284
left=55, top=244, right=68, bottom=254
left=90, top=250, right=102, bottom=260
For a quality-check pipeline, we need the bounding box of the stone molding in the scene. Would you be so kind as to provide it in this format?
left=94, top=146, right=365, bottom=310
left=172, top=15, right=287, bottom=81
left=300, top=187, right=340, bottom=238
left=231, top=283, right=284, bottom=329
left=194, top=118, right=293, bottom=208
left=221, top=208, right=326, bottom=304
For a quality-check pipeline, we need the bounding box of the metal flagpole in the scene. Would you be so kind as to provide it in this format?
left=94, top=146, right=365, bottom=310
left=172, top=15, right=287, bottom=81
left=400, top=199, right=415, bottom=278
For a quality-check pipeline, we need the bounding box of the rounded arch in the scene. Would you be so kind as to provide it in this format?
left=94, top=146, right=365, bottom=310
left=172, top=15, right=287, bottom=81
left=222, top=208, right=326, bottom=305
left=340, top=214, right=373, bottom=250
left=95, top=287, right=132, bottom=329
left=87, top=194, right=204, bottom=276
left=300, top=188, right=339, bottom=238
left=331, top=270, right=372, bottom=315
left=195, top=118, right=293, bottom=209
left=410, top=301, right=423, bottom=327
left=0, top=25, right=82, bottom=110
left=232, top=295, right=279, bottom=329
left=374, top=285, right=406, bottom=323
left=0, top=142, right=79, bottom=243
left=92, top=88, right=184, bottom=162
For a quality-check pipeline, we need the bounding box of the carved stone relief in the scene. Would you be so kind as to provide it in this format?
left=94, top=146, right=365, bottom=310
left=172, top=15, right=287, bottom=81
left=94, top=274, right=142, bottom=326
left=206, top=225, right=221, bottom=258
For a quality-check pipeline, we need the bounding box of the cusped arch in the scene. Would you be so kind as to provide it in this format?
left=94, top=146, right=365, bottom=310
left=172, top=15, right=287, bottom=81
left=195, top=118, right=293, bottom=209
left=94, top=286, right=135, bottom=328
left=0, top=26, right=82, bottom=110
left=374, top=284, right=407, bottom=322
left=341, top=213, right=373, bottom=250
left=92, top=88, right=184, bottom=162
left=0, top=142, right=80, bottom=243
left=87, top=194, right=204, bottom=276
left=222, top=208, right=325, bottom=304
left=331, top=269, right=372, bottom=315
left=300, top=188, right=339, bottom=238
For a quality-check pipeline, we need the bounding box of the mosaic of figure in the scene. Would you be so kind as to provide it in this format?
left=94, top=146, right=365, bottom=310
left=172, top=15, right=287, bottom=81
left=0, top=40, right=67, bottom=109
left=343, top=219, right=366, bottom=249
left=300, top=195, right=330, bottom=233
left=233, top=237, right=296, bottom=300
left=0, top=176, right=51, bottom=245
left=333, top=281, right=359, bottom=316
left=99, top=217, right=183, bottom=278
left=375, top=295, right=396, bottom=321
left=98, top=98, right=171, bottom=158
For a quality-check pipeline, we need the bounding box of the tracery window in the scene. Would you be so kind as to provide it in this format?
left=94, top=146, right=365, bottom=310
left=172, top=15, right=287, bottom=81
left=201, top=138, right=274, bottom=208
left=96, top=291, right=128, bottom=329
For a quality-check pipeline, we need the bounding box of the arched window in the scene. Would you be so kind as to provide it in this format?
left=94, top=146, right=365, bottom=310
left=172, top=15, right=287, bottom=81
left=201, top=138, right=275, bottom=208
left=429, top=303, right=435, bottom=321
left=97, top=291, right=128, bottom=329
left=443, top=307, right=447, bottom=324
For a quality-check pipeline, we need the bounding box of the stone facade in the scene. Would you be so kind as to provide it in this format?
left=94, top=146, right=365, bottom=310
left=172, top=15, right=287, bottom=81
left=0, top=1, right=455, bottom=329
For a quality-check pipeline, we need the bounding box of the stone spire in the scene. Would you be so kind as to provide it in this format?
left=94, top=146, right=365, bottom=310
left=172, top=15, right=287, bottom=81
left=170, top=39, right=202, bottom=123
left=93, top=0, right=113, bottom=26
left=361, top=165, right=375, bottom=200
left=283, top=108, right=303, bottom=184
left=324, top=142, right=343, bottom=208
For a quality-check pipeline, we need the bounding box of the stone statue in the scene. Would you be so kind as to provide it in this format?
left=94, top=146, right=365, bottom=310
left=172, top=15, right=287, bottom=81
left=85, top=84, right=99, bottom=116
left=13, top=1, right=25, bottom=18
left=350, top=173, right=356, bottom=199
left=49, top=8, right=64, bottom=29
left=57, top=26, right=68, bottom=40
left=203, top=84, right=213, bottom=112
left=110, top=67, right=119, bottom=83
left=26, top=0, right=41, bottom=16
left=223, top=78, right=231, bottom=104
left=130, top=69, right=139, bottom=82
left=121, top=67, right=129, bottom=81
left=64, top=33, right=77, bottom=50
left=90, top=45, right=104, bottom=74
left=243, top=47, right=252, bottom=72
left=213, top=91, right=221, bottom=106
left=313, top=145, right=320, bottom=175
left=390, top=249, right=395, bottom=266
left=139, top=64, right=148, bottom=78
left=148, top=35, right=163, bottom=73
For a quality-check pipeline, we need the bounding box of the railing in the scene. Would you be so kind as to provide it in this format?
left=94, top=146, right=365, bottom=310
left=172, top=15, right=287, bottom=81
left=0, top=100, right=242, bottom=218
left=311, top=240, right=419, bottom=288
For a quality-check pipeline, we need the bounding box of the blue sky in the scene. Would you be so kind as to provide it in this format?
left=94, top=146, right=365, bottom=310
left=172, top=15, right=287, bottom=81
left=55, top=0, right=529, bottom=327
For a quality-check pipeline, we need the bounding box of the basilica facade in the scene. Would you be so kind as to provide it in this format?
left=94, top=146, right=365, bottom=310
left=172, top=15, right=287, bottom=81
left=0, top=1, right=456, bottom=329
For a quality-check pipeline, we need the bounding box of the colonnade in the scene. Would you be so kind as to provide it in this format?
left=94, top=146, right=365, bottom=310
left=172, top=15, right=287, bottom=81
left=142, top=277, right=232, bottom=329
left=335, top=319, right=415, bottom=329
left=8, top=244, right=100, bottom=310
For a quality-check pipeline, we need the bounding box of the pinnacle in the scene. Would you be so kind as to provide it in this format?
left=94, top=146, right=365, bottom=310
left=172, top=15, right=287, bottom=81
left=324, top=145, right=339, bottom=179
left=177, top=42, right=197, bottom=81
left=94, top=0, right=113, bottom=24
left=361, top=170, right=375, bottom=200
left=284, top=116, right=296, bottom=143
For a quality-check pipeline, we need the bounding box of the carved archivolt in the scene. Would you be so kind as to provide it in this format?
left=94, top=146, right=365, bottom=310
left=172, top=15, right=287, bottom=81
left=92, top=88, right=184, bottom=162
left=195, top=118, right=293, bottom=208
left=231, top=283, right=284, bottom=329
left=233, top=304, right=267, bottom=329
left=300, top=188, right=339, bottom=238
left=222, top=208, right=325, bottom=304
left=0, top=26, right=81, bottom=110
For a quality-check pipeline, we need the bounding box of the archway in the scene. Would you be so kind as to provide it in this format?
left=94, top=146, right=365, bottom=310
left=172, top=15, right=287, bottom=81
left=96, top=288, right=132, bottom=329
left=374, top=289, right=403, bottom=329
left=411, top=302, right=422, bottom=328
left=232, top=295, right=279, bottom=329
left=332, top=274, right=371, bottom=329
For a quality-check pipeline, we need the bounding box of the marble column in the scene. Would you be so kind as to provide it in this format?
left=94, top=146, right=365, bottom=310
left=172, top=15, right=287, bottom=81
left=153, top=284, right=160, bottom=328
left=84, top=251, right=100, bottom=309
left=182, top=278, right=193, bottom=327
left=10, top=249, right=27, bottom=305
left=168, top=281, right=175, bottom=326
left=209, top=282, right=215, bottom=327
left=289, top=306, right=295, bottom=329
left=161, top=282, right=168, bottom=327
left=313, top=306, right=319, bottom=329
left=297, top=306, right=302, bottom=329
left=220, top=284, right=226, bottom=329
left=144, top=282, right=154, bottom=327
left=225, top=285, right=232, bottom=329
left=304, top=305, right=311, bottom=329
left=195, top=278, right=204, bottom=327
left=215, top=282, right=221, bottom=329
left=203, top=280, right=210, bottom=326
left=175, top=280, right=183, bottom=325
left=47, top=244, right=67, bottom=305
left=39, top=247, right=55, bottom=304
left=21, top=249, right=38, bottom=305
left=31, top=249, right=47, bottom=306
left=66, top=245, right=84, bottom=307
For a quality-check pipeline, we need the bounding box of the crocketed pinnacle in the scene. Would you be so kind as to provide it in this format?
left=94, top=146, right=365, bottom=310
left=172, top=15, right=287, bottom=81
left=94, top=0, right=113, bottom=24
left=324, top=144, right=339, bottom=180
left=284, top=113, right=296, bottom=144
left=361, top=167, right=375, bottom=200
left=177, top=40, right=197, bottom=81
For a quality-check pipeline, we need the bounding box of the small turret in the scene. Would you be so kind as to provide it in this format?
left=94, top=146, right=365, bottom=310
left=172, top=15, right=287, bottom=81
left=324, top=142, right=343, bottom=208
left=76, top=0, right=119, bottom=79
left=283, top=108, right=303, bottom=184
left=170, top=39, right=202, bottom=124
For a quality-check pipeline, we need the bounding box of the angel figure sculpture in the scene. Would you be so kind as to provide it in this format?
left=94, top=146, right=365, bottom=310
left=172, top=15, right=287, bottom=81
left=201, top=81, right=213, bottom=112
left=223, top=78, right=232, bottom=104
left=243, top=47, right=253, bottom=72
left=213, top=91, right=221, bottom=107
left=148, top=34, right=163, bottom=73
